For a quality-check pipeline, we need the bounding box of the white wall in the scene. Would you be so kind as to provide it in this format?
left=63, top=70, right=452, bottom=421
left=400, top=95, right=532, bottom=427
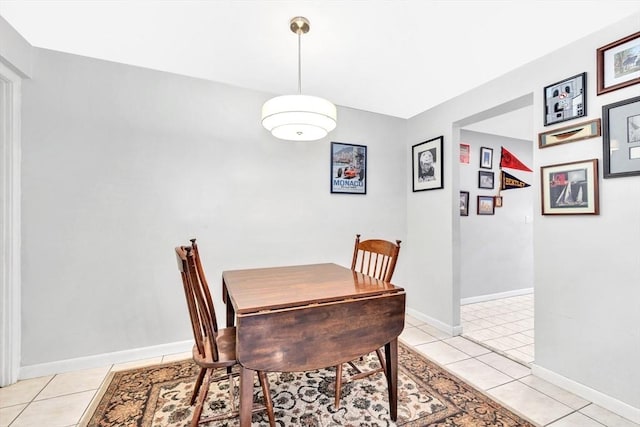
left=19, top=48, right=407, bottom=368
left=406, top=12, right=640, bottom=414
left=405, top=125, right=457, bottom=329
left=532, top=20, right=640, bottom=416
left=459, top=130, right=533, bottom=300
left=463, top=107, right=533, bottom=142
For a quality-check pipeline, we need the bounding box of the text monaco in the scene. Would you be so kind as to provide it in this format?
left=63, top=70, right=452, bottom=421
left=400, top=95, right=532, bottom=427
left=333, top=179, right=364, bottom=187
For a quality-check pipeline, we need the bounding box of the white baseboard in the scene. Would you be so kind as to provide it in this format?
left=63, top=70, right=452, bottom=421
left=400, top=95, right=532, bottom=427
left=18, top=340, right=193, bottom=380
left=406, top=307, right=463, bottom=336
left=532, top=363, right=640, bottom=424
left=460, top=288, right=533, bottom=305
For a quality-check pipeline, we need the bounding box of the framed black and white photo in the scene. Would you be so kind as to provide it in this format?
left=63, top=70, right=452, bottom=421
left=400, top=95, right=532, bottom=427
left=330, top=142, right=367, bottom=194
left=544, top=72, right=586, bottom=126
left=478, top=171, right=494, bottom=189
left=540, top=159, right=599, bottom=215
left=597, top=31, right=640, bottom=95
left=412, top=136, right=444, bottom=192
left=460, top=191, right=469, bottom=216
left=480, top=147, right=493, bottom=169
left=602, top=96, right=640, bottom=178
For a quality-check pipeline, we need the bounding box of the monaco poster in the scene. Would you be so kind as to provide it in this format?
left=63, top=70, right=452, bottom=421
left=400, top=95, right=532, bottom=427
left=330, top=142, right=367, bottom=194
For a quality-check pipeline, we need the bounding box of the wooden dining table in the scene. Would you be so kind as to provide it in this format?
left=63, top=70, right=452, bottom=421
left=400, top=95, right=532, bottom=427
left=222, top=262, right=406, bottom=427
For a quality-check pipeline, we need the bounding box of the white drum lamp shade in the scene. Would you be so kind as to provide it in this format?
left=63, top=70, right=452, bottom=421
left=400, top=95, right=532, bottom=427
left=261, top=94, right=337, bottom=141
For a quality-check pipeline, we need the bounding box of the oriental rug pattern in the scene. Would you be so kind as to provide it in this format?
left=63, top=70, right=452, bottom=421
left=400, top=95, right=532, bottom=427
left=81, top=343, right=534, bottom=426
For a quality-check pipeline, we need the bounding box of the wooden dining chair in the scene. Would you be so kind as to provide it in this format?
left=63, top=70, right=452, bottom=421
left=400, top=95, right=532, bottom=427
left=175, top=239, right=275, bottom=427
left=334, top=234, right=401, bottom=408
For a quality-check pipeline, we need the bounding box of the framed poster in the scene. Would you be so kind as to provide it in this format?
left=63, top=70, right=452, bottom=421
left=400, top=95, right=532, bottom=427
left=460, top=143, right=470, bottom=164
left=480, top=147, right=493, bottom=169
left=412, top=136, right=444, bottom=192
left=602, top=96, right=640, bottom=178
left=544, top=72, right=586, bottom=126
left=477, top=196, right=495, bottom=215
left=330, top=142, right=367, bottom=194
left=538, top=118, right=601, bottom=149
left=597, top=31, right=640, bottom=95
left=460, top=191, right=469, bottom=216
left=540, top=159, right=599, bottom=215
left=478, top=171, right=494, bottom=189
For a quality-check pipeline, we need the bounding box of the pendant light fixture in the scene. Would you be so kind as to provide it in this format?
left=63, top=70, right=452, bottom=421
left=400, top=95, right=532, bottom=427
left=261, top=16, right=337, bottom=141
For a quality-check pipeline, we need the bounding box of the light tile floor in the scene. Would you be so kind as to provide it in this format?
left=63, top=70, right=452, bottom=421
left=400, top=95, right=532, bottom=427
left=403, top=313, right=638, bottom=427
left=1, top=307, right=638, bottom=426
left=461, top=293, right=535, bottom=366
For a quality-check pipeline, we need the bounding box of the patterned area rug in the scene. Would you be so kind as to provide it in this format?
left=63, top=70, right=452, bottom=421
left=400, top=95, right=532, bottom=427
left=80, top=343, right=534, bottom=426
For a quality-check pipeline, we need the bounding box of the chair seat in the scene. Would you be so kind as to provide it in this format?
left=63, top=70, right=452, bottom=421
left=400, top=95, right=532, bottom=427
left=192, top=327, right=237, bottom=369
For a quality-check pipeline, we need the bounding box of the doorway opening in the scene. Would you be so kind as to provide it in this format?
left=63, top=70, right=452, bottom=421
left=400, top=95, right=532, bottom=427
left=453, top=94, right=535, bottom=366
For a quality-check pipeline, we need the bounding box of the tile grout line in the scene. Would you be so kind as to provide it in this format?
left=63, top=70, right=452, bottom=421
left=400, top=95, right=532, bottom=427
left=5, top=373, right=57, bottom=425
left=459, top=333, right=533, bottom=369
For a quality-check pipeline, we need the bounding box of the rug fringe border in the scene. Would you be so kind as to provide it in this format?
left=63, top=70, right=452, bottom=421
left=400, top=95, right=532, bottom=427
left=78, top=370, right=117, bottom=427
left=78, top=359, right=192, bottom=427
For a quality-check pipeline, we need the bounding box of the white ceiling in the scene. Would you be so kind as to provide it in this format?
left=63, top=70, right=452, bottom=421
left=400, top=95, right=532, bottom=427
left=464, top=106, right=534, bottom=141
left=1, top=1, right=639, bottom=119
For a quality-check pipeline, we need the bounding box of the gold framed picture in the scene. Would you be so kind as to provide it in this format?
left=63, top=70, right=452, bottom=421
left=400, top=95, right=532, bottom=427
left=540, top=159, right=599, bottom=215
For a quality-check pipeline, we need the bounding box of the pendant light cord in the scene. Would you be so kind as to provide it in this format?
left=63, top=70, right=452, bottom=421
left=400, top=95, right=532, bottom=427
left=297, top=31, right=302, bottom=95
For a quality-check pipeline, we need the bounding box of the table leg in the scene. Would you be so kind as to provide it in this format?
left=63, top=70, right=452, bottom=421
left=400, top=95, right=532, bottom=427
left=239, top=366, right=254, bottom=427
left=385, top=338, right=398, bottom=421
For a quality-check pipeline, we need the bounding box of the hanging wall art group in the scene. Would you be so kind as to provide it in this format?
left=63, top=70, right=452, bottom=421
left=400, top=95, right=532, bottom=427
left=538, top=31, right=639, bottom=215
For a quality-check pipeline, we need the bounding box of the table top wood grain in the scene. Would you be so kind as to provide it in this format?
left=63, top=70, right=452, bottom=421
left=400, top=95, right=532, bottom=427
left=222, top=263, right=403, bottom=315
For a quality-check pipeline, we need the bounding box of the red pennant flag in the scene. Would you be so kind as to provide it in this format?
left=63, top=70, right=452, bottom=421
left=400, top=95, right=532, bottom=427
left=500, top=147, right=532, bottom=172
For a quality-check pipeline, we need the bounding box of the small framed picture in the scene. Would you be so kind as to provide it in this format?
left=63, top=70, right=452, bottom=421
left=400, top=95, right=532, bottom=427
left=330, top=142, right=367, bottom=194
left=540, top=159, right=599, bottom=215
left=477, top=195, right=495, bottom=215
left=494, top=196, right=503, bottom=208
left=412, top=136, right=444, bottom=192
left=480, top=147, right=493, bottom=169
left=478, top=171, right=494, bottom=189
left=597, top=31, right=640, bottom=95
left=544, top=72, right=586, bottom=126
left=460, top=143, right=470, bottom=164
left=602, top=96, right=640, bottom=178
left=538, top=118, right=601, bottom=149
left=460, top=191, right=469, bottom=216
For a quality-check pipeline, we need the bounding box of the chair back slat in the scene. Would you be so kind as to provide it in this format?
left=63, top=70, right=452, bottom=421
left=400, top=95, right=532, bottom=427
left=190, top=239, right=218, bottom=333
left=176, top=250, right=203, bottom=354
left=175, top=245, right=220, bottom=362
left=351, top=234, right=401, bottom=282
